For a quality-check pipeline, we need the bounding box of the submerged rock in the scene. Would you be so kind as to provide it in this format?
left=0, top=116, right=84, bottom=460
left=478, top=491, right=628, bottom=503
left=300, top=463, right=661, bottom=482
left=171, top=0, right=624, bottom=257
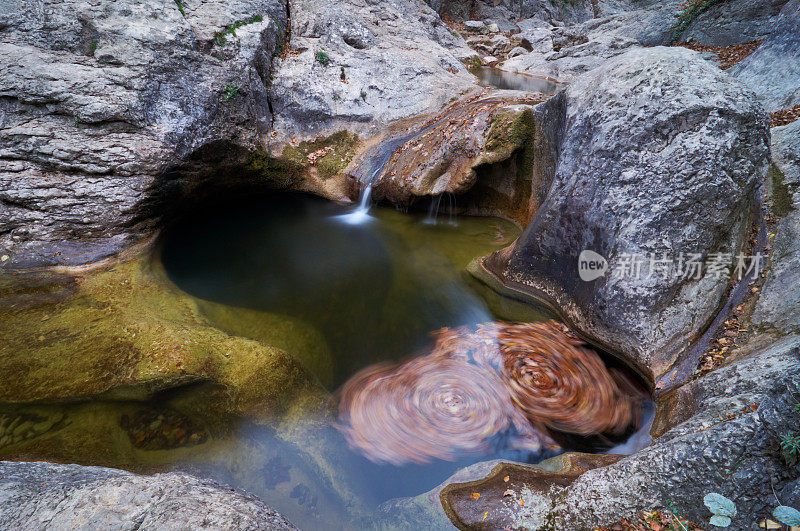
left=0, top=461, right=297, bottom=529
left=477, top=47, right=770, bottom=381
left=0, top=257, right=330, bottom=423
left=728, top=0, right=800, bottom=112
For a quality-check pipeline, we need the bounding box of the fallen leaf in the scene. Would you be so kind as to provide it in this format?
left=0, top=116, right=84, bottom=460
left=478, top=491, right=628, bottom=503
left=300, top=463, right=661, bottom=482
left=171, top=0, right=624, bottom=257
left=470, top=492, right=480, bottom=500
left=483, top=510, right=489, bottom=521
left=503, top=475, right=510, bottom=483
left=519, top=499, right=525, bottom=506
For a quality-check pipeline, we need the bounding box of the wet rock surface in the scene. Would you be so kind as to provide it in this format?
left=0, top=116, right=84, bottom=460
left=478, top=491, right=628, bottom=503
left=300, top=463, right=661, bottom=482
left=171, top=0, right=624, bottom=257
left=728, top=0, right=800, bottom=112
left=364, top=91, right=550, bottom=223
left=478, top=47, right=770, bottom=382
left=0, top=460, right=297, bottom=529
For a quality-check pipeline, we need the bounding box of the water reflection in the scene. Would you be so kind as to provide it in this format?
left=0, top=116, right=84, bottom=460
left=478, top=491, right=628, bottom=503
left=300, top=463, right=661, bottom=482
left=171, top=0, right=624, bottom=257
left=471, top=66, right=563, bottom=94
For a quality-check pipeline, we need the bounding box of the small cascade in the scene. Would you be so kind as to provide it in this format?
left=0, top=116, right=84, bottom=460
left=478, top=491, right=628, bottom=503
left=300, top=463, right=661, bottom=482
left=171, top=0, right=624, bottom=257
left=336, top=177, right=375, bottom=225
left=423, top=195, right=442, bottom=225
left=422, top=193, right=458, bottom=226
left=334, top=130, right=419, bottom=226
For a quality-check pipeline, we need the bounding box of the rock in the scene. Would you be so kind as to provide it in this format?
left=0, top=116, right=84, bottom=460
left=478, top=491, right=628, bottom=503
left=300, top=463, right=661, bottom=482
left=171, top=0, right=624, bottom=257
left=728, top=0, right=800, bottom=112
left=489, top=34, right=511, bottom=54
left=517, top=27, right=555, bottom=54
left=680, top=0, right=792, bottom=46
left=503, top=8, right=676, bottom=82
left=364, top=92, right=550, bottom=224
left=477, top=47, right=770, bottom=381
left=268, top=0, right=477, bottom=143
left=481, top=55, right=499, bottom=65
left=507, top=46, right=529, bottom=58
left=464, top=20, right=487, bottom=32
left=0, top=461, right=297, bottom=529
left=0, top=257, right=330, bottom=422
left=772, top=120, right=800, bottom=192
left=486, top=22, right=501, bottom=33
left=752, top=209, right=800, bottom=334
left=440, top=334, right=800, bottom=528
left=516, top=16, right=554, bottom=32
left=0, top=0, right=288, bottom=265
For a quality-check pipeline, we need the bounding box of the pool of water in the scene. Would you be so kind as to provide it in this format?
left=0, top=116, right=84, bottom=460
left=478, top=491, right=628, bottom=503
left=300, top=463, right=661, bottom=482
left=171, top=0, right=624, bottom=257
left=0, top=193, right=651, bottom=529
left=470, top=66, right=563, bottom=94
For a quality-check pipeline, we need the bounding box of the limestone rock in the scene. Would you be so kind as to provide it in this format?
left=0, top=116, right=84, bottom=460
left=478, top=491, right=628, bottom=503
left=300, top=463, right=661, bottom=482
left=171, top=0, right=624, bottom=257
left=728, top=0, right=800, bottom=112
left=479, top=47, right=770, bottom=381
left=752, top=208, right=800, bottom=334
left=502, top=8, right=675, bottom=82
left=0, top=0, right=287, bottom=265
left=268, top=0, right=478, bottom=142
left=0, top=461, right=297, bottom=529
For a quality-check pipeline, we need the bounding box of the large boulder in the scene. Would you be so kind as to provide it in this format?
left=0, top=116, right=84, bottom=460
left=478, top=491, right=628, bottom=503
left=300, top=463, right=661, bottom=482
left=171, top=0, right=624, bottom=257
left=0, top=461, right=297, bottom=529
left=477, top=47, right=770, bottom=381
left=268, top=0, right=478, bottom=142
left=0, top=0, right=287, bottom=266
left=728, top=0, right=800, bottom=112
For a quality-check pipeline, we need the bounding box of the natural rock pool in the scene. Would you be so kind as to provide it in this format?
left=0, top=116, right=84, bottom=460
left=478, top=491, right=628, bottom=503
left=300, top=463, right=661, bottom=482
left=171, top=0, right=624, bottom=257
left=0, top=193, right=652, bottom=529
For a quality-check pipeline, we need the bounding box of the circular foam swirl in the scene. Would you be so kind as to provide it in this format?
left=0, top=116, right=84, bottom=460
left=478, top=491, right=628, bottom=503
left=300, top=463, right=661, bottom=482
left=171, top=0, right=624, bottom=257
left=499, top=321, right=639, bottom=435
left=336, top=354, right=524, bottom=465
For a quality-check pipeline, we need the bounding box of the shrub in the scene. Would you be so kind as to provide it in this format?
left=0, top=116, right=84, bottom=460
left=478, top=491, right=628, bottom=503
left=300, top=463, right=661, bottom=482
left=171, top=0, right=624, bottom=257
left=315, top=51, right=329, bottom=66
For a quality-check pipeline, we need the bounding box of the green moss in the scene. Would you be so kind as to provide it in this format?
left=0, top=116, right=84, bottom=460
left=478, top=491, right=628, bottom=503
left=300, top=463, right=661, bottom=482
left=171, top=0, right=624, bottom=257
left=481, top=108, right=536, bottom=181
left=0, top=258, right=329, bottom=424
left=246, top=151, right=304, bottom=187
left=214, top=14, right=264, bottom=46
left=248, top=132, right=358, bottom=183
left=771, top=162, right=795, bottom=218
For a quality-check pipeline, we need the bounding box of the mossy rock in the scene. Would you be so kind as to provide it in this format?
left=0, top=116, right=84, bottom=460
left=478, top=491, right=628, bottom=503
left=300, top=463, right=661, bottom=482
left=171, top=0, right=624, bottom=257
left=481, top=107, right=536, bottom=180
left=253, top=131, right=359, bottom=183
left=0, top=257, right=330, bottom=424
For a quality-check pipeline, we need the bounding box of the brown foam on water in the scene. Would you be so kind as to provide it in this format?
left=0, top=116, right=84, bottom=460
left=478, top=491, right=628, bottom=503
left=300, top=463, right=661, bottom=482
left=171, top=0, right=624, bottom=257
left=336, top=321, right=641, bottom=465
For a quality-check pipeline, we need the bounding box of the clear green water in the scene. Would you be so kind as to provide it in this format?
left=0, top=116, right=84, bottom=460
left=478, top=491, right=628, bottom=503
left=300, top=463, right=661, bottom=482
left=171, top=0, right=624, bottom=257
left=0, top=193, right=648, bottom=529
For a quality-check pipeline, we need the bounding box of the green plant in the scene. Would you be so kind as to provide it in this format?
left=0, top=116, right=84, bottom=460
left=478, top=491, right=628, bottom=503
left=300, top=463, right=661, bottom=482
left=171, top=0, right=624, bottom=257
left=174, top=0, right=185, bottom=16
left=340, top=66, right=346, bottom=82
left=332, top=93, right=341, bottom=102
left=214, top=14, right=264, bottom=46
left=704, top=493, right=736, bottom=527
left=666, top=0, right=726, bottom=45
left=90, top=41, right=97, bottom=52
left=315, top=50, right=329, bottom=66
left=221, top=84, right=239, bottom=102
left=780, top=432, right=800, bottom=459
left=360, top=89, right=367, bottom=101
